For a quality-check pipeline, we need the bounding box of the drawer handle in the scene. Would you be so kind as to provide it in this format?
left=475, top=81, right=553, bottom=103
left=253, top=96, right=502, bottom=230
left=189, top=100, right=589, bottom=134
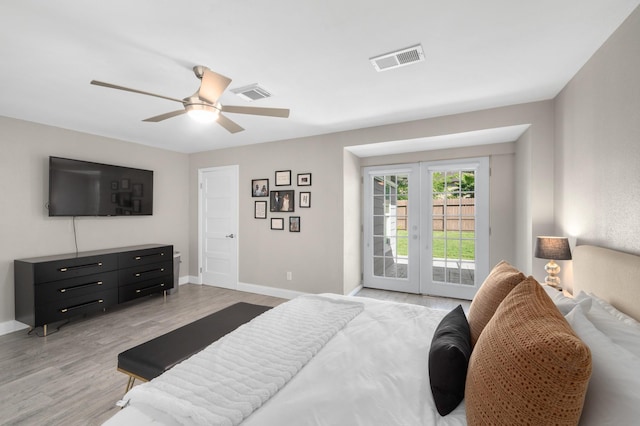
left=135, top=283, right=166, bottom=293
left=133, top=252, right=165, bottom=261
left=134, top=268, right=165, bottom=277
left=59, top=262, right=103, bottom=272
left=59, top=281, right=103, bottom=293
left=60, top=299, right=104, bottom=313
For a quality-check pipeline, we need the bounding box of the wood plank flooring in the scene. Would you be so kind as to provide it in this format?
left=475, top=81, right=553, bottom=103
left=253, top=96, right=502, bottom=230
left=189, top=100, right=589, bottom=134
left=0, top=285, right=286, bottom=426
left=0, top=284, right=468, bottom=425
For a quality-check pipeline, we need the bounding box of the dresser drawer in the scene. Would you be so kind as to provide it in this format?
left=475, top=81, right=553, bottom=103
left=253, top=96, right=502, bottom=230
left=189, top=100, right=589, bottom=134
left=35, top=271, right=118, bottom=306
left=118, top=246, right=172, bottom=269
left=118, top=261, right=172, bottom=286
left=119, top=274, right=173, bottom=303
left=34, top=287, right=118, bottom=326
left=33, top=254, right=118, bottom=283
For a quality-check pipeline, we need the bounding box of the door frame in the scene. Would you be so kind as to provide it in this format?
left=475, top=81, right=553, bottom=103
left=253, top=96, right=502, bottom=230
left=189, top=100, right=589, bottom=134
left=197, top=165, right=239, bottom=289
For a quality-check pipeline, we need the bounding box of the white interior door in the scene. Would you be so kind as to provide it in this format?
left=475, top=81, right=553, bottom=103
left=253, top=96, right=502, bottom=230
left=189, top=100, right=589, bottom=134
left=199, top=166, right=238, bottom=289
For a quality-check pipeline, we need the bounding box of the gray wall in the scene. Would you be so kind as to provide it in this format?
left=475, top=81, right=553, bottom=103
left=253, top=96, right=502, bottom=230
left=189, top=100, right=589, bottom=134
left=0, top=117, right=189, bottom=324
left=554, top=6, right=640, bottom=291
left=188, top=101, right=555, bottom=294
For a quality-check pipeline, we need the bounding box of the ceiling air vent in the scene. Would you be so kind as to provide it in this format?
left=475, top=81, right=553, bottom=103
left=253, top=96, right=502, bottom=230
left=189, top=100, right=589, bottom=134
left=370, top=44, right=425, bottom=72
left=230, top=84, right=272, bottom=102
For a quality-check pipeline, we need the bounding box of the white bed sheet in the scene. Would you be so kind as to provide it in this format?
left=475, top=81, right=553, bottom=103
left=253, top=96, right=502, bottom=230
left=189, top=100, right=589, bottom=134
left=105, top=294, right=467, bottom=425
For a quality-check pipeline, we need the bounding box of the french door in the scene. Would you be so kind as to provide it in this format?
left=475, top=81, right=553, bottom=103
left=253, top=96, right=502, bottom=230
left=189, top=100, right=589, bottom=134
left=363, top=164, right=421, bottom=293
left=363, top=158, right=489, bottom=299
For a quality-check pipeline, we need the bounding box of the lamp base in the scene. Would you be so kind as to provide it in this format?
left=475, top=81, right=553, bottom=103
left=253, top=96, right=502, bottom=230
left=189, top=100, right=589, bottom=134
left=544, top=260, right=562, bottom=291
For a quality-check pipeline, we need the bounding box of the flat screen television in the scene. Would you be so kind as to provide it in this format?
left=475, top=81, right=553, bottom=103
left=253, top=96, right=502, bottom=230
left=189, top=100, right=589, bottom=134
left=48, top=156, right=153, bottom=216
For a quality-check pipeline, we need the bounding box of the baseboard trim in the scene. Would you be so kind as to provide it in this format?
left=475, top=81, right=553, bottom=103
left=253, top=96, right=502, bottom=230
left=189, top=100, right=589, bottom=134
left=0, top=320, right=30, bottom=337
left=347, top=284, right=363, bottom=297
left=237, top=282, right=307, bottom=300
left=187, top=275, right=202, bottom=285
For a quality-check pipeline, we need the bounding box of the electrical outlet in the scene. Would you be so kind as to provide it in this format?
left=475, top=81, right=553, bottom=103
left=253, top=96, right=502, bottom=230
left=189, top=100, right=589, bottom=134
left=286, top=271, right=292, bottom=281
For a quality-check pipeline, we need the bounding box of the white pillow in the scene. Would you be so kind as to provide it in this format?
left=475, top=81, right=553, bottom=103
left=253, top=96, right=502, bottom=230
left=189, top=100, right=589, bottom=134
left=574, top=291, right=640, bottom=357
left=565, top=306, right=640, bottom=425
left=589, top=292, right=640, bottom=327
left=542, top=285, right=592, bottom=315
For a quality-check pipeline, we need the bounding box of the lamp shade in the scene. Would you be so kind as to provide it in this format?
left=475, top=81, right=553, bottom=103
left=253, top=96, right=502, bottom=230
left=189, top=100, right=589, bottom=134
left=534, top=236, right=572, bottom=260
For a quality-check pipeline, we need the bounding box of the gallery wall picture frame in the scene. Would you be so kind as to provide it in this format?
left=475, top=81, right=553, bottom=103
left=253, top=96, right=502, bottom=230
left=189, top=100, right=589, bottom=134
left=271, top=217, right=285, bottom=230
left=251, top=178, right=269, bottom=197
left=289, top=216, right=301, bottom=232
left=254, top=201, right=267, bottom=219
left=275, top=170, right=292, bottom=186
left=299, top=191, right=311, bottom=208
left=270, top=190, right=295, bottom=212
left=297, top=173, right=312, bottom=186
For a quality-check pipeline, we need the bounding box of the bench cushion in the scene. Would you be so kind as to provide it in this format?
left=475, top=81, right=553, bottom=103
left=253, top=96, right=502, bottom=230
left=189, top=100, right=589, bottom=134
left=118, top=302, right=272, bottom=381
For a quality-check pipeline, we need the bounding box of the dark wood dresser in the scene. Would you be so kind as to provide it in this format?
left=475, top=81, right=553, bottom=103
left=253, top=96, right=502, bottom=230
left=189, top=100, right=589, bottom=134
left=15, top=244, right=173, bottom=335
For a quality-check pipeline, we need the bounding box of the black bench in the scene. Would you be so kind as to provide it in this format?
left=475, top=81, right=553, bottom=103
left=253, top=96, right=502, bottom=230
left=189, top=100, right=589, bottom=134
left=117, top=302, right=272, bottom=392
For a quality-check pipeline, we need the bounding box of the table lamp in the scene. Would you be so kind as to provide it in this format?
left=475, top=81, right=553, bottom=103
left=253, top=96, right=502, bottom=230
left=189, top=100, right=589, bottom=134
left=534, top=236, right=572, bottom=290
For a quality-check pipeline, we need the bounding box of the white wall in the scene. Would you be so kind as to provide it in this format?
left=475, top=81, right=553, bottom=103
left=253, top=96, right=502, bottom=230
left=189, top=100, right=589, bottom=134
left=0, top=117, right=189, bottom=325
left=554, top=6, right=640, bottom=292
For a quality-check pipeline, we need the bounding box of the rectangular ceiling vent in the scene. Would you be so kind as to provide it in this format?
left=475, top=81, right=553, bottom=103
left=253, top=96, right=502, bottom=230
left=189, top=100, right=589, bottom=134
left=230, top=84, right=272, bottom=102
left=370, top=44, right=425, bottom=72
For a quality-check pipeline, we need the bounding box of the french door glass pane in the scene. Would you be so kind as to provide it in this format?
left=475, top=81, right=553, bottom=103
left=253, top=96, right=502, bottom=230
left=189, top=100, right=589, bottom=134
left=372, top=174, right=409, bottom=279
left=432, top=169, right=476, bottom=286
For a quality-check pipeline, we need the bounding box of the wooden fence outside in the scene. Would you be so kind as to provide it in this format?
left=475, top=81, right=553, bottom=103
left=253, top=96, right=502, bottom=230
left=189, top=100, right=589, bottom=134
left=396, top=198, right=475, bottom=231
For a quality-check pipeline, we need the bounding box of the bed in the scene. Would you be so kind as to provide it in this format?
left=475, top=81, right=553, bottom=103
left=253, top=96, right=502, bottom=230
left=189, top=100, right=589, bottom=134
left=104, top=245, right=640, bottom=425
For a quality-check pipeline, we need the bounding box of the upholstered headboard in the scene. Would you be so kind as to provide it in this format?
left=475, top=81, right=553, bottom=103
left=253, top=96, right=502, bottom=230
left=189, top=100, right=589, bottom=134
left=573, top=245, right=640, bottom=322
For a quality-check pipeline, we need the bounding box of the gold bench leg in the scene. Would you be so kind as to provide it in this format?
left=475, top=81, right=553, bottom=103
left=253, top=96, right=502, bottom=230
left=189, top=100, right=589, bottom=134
left=125, top=375, right=135, bottom=394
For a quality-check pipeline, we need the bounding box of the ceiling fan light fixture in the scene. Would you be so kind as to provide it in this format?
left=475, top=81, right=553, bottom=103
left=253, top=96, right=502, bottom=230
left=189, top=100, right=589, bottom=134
left=186, top=103, right=220, bottom=123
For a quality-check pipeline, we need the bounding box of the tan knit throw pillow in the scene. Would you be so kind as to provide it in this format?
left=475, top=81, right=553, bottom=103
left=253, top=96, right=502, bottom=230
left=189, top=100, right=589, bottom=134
left=466, top=277, right=592, bottom=425
left=467, top=260, right=525, bottom=346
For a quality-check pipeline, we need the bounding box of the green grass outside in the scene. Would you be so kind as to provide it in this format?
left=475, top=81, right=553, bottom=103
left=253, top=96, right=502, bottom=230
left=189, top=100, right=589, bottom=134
left=396, top=230, right=475, bottom=260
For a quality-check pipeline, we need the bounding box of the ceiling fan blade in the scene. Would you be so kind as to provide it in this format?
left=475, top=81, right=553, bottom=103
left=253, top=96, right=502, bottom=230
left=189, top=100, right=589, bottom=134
left=217, top=113, right=244, bottom=133
left=221, top=105, right=290, bottom=118
left=142, top=110, right=186, bottom=122
left=90, top=80, right=184, bottom=104
left=197, top=69, right=232, bottom=104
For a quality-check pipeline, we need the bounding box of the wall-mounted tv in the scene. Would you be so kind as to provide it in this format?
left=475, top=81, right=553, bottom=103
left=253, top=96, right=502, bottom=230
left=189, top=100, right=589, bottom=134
left=48, top=156, right=153, bottom=216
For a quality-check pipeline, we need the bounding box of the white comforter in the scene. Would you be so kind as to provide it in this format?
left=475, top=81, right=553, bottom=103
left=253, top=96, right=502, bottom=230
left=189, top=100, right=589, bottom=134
left=105, top=294, right=468, bottom=425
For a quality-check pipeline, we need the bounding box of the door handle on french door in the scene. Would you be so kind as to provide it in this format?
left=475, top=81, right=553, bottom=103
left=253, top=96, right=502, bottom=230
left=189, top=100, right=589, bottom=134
left=225, top=234, right=235, bottom=238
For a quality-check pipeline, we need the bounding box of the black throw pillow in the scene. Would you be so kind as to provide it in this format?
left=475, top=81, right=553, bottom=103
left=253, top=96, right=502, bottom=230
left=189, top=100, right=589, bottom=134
left=428, top=304, right=472, bottom=416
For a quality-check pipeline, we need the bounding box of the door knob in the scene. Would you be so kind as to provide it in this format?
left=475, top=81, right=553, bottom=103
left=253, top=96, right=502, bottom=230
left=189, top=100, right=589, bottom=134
left=225, top=234, right=235, bottom=238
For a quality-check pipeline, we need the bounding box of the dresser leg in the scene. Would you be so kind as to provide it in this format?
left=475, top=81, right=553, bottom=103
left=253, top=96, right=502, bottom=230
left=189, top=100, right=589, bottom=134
left=43, top=324, right=47, bottom=337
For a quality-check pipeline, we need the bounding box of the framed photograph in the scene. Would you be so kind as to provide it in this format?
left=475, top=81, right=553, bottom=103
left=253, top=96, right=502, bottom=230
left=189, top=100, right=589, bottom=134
left=271, top=217, right=285, bottom=230
left=132, top=183, right=143, bottom=197
left=121, top=179, right=130, bottom=190
left=275, top=170, right=291, bottom=186
left=251, top=179, right=269, bottom=197
left=254, top=201, right=267, bottom=219
left=270, top=190, right=295, bottom=212
left=299, top=191, right=311, bottom=208
left=289, top=216, right=300, bottom=232
left=297, top=173, right=312, bottom=186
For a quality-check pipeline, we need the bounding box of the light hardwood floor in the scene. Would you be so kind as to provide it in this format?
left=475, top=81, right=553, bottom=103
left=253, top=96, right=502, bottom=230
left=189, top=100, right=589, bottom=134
left=0, top=284, right=468, bottom=425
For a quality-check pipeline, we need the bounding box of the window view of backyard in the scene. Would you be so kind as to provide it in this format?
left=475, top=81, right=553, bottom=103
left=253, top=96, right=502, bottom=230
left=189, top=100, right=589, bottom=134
left=431, top=170, right=476, bottom=285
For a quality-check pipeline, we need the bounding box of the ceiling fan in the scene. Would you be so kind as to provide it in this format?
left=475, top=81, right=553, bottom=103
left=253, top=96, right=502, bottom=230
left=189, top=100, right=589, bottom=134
left=90, top=66, right=290, bottom=134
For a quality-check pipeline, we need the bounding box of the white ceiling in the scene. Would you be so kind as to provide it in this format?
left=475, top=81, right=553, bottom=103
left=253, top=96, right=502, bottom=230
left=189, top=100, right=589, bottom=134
left=1, top=1, right=638, bottom=154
